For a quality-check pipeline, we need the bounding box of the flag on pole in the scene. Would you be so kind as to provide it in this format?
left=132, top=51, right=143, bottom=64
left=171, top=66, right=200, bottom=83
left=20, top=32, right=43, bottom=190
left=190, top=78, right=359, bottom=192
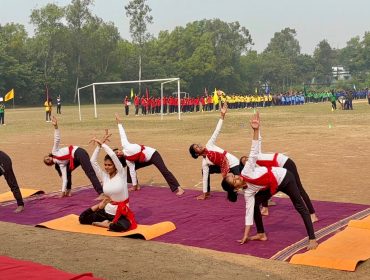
left=145, top=88, right=149, bottom=99
left=130, top=88, right=134, bottom=99
left=204, top=88, right=208, bottom=96
left=353, top=84, right=356, bottom=91
left=255, top=87, right=258, bottom=94
left=213, top=88, right=219, bottom=105
left=4, top=89, right=14, bottom=101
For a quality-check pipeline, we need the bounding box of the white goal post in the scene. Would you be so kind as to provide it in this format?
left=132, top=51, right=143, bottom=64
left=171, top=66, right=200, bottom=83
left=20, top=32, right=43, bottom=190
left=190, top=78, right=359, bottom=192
left=77, top=78, right=182, bottom=121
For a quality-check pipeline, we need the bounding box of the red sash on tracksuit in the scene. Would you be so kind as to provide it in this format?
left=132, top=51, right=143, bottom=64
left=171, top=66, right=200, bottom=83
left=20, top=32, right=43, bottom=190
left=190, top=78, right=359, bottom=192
left=124, top=145, right=146, bottom=162
left=111, top=198, right=137, bottom=231
left=205, top=149, right=230, bottom=177
left=52, top=145, right=75, bottom=170
left=240, top=167, right=278, bottom=195
left=256, top=153, right=279, bottom=168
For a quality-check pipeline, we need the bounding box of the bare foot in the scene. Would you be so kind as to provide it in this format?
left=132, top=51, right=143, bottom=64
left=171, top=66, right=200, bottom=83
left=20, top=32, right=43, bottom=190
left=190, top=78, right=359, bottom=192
left=260, top=207, right=269, bottom=216
left=267, top=199, right=277, bottom=206
left=307, top=239, right=318, bottom=250
left=311, top=213, right=319, bottom=223
left=129, top=185, right=141, bottom=192
left=14, top=205, right=24, bottom=213
left=65, top=189, right=72, bottom=197
left=95, top=193, right=107, bottom=201
left=196, top=192, right=210, bottom=200
left=249, top=233, right=268, bottom=241
left=61, top=191, right=67, bottom=198
left=92, top=220, right=110, bottom=228
left=176, top=187, right=185, bottom=196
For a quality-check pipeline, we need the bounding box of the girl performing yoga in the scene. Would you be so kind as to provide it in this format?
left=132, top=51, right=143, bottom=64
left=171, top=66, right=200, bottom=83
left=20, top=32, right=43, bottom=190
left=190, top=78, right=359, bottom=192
left=189, top=103, right=241, bottom=200
left=0, top=151, right=24, bottom=213
left=114, top=113, right=184, bottom=196
left=79, top=134, right=137, bottom=232
left=222, top=112, right=318, bottom=250
left=239, top=132, right=318, bottom=222
left=43, top=116, right=103, bottom=197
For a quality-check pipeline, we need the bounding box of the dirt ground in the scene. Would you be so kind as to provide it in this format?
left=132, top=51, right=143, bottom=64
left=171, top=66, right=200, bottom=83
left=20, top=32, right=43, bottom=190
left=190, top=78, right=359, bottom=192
left=1, top=101, right=370, bottom=279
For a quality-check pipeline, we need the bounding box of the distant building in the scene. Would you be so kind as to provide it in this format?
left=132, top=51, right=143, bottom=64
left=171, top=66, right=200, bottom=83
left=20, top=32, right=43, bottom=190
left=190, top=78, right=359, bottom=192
left=332, top=66, right=351, bottom=81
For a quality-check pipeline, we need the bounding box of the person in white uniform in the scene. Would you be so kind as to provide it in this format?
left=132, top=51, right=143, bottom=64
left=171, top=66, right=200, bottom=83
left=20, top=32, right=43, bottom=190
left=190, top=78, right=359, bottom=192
left=189, top=103, right=242, bottom=200
left=221, top=112, right=318, bottom=251
left=43, top=116, right=103, bottom=197
left=79, top=134, right=137, bottom=232
left=114, top=114, right=185, bottom=196
left=239, top=133, right=318, bottom=222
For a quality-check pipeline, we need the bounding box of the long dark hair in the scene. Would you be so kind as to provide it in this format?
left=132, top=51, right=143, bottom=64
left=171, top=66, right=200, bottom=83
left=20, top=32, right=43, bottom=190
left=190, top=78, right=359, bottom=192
left=221, top=177, right=238, bottom=202
left=189, top=144, right=199, bottom=159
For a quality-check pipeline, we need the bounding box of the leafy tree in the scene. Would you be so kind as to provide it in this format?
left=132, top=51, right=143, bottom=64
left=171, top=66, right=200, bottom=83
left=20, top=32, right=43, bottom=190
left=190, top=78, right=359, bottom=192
left=30, top=3, right=66, bottom=96
left=65, top=0, right=94, bottom=101
left=125, top=0, right=153, bottom=94
left=313, top=40, right=336, bottom=84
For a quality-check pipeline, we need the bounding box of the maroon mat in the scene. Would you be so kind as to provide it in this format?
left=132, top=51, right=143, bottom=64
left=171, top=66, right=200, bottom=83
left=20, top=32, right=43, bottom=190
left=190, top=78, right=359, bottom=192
left=0, top=185, right=369, bottom=259
left=0, top=255, right=103, bottom=280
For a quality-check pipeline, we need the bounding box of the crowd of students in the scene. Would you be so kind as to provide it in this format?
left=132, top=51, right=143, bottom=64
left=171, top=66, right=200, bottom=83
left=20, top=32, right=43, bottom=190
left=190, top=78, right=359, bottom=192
left=127, top=88, right=369, bottom=115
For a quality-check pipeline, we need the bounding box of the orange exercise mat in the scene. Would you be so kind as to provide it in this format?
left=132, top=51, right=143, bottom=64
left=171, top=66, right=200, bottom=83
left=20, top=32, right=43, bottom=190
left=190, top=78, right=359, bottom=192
left=0, top=188, right=44, bottom=202
left=37, top=214, right=176, bottom=240
left=290, top=215, right=370, bottom=271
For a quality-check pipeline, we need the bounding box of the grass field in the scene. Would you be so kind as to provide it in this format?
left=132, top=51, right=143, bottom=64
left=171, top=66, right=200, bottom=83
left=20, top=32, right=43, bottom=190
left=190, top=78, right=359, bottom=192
left=0, top=100, right=370, bottom=279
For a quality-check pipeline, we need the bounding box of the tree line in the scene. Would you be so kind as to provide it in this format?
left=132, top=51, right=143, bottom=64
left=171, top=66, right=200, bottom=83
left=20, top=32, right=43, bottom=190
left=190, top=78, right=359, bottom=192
left=0, top=0, right=369, bottom=106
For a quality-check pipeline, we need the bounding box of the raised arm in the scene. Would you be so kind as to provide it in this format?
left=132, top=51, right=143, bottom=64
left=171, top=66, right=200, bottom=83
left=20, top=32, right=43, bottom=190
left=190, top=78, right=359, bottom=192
left=258, top=130, right=262, bottom=154
left=242, top=112, right=261, bottom=174
left=90, top=145, right=104, bottom=181
left=51, top=116, right=60, bottom=154
left=115, top=113, right=131, bottom=147
left=89, top=133, right=112, bottom=180
left=207, top=103, right=227, bottom=146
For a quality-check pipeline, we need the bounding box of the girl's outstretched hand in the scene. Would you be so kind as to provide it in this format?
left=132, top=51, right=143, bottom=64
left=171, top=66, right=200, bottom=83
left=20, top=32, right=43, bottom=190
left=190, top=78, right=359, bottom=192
left=250, top=111, right=260, bottom=130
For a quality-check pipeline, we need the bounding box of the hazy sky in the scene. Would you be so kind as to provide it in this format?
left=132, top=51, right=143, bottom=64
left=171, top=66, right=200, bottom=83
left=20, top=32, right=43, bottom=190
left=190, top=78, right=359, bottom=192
left=1, top=0, right=369, bottom=54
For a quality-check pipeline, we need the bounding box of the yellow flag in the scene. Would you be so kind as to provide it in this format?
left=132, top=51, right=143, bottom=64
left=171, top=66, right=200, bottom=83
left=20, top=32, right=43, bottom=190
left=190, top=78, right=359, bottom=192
left=4, top=89, right=14, bottom=101
left=130, top=88, right=134, bottom=99
left=213, top=88, right=219, bottom=105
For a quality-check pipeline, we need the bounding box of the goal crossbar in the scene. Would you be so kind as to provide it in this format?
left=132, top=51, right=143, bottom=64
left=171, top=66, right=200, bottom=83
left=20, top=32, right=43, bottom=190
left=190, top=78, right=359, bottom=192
left=77, top=78, right=181, bottom=121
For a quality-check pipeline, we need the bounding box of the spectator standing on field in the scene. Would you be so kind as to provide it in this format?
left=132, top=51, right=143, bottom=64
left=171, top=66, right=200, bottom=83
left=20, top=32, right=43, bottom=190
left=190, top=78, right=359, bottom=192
left=56, top=95, right=62, bottom=114
left=44, top=98, right=52, bottom=122
left=0, top=99, right=5, bottom=125
left=123, top=96, right=129, bottom=116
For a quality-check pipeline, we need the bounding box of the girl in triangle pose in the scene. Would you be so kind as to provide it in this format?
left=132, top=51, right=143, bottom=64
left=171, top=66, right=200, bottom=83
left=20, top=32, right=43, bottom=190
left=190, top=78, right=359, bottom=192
left=189, top=102, right=242, bottom=200
left=114, top=113, right=185, bottom=196
left=239, top=132, right=318, bottom=222
left=0, top=151, right=24, bottom=213
left=221, top=112, right=318, bottom=250
left=43, top=116, right=103, bottom=197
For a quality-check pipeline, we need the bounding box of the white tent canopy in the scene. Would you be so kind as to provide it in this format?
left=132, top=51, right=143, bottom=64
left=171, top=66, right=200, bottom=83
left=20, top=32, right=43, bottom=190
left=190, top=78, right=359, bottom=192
left=77, top=78, right=181, bottom=121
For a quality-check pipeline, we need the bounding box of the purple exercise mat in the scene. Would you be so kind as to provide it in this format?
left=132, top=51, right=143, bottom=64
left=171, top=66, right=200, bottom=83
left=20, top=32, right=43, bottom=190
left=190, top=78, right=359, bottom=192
left=0, top=185, right=369, bottom=259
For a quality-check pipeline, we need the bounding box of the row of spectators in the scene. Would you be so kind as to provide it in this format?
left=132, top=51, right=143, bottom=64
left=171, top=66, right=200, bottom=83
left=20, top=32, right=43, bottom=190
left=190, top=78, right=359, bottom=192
left=129, top=88, right=369, bottom=115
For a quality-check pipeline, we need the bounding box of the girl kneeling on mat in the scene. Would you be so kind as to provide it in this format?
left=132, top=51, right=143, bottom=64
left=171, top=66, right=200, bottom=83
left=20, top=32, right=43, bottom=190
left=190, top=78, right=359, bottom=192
left=221, top=112, right=318, bottom=251
left=79, top=133, right=137, bottom=232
